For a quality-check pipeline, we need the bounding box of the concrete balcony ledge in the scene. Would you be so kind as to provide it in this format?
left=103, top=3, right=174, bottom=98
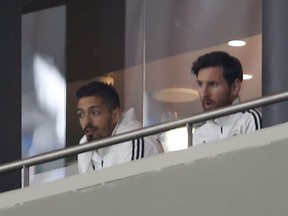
left=0, top=122, right=288, bottom=215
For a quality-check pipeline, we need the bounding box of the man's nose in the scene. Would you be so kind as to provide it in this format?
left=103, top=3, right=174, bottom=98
left=82, top=114, right=92, bottom=126
left=199, top=84, right=209, bottom=97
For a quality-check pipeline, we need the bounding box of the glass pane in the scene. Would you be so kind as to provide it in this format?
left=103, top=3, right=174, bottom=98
left=143, top=0, right=262, bottom=152
left=21, top=5, right=66, bottom=185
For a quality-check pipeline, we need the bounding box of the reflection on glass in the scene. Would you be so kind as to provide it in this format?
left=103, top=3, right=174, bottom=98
left=161, top=111, right=178, bottom=122
left=21, top=5, right=66, bottom=185
left=160, top=111, right=188, bottom=152
left=162, top=127, right=188, bottom=152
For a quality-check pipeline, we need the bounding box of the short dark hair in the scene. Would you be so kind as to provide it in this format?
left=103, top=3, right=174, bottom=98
left=76, top=81, right=120, bottom=111
left=191, top=51, right=243, bottom=85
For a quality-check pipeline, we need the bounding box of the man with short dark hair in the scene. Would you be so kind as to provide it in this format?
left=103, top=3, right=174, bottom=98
left=76, top=81, right=163, bottom=173
left=191, top=51, right=262, bottom=145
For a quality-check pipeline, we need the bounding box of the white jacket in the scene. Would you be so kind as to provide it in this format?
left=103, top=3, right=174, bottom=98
left=193, top=98, right=262, bottom=146
left=78, top=108, right=163, bottom=173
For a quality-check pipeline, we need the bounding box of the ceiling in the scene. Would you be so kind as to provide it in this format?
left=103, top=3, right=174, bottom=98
left=127, top=0, right=262, bottom=65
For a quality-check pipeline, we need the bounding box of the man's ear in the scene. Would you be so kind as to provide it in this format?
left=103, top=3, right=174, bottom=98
left=232, top=79, right=242, bottom=96
left=112, top=107, right=121, bottom=124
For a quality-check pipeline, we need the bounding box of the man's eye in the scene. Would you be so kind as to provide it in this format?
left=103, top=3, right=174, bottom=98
left=211, top=83, right=217, bottom=88
left=197, top=81, right=202, bottom=87
left=77, top=112, right=84, bottom=118
left=91, top=110, right=100, bottom=116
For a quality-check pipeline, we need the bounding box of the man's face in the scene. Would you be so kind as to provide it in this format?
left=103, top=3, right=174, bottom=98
left=77, top=96, right=120, bottom=142
left=196, top=66, right=239, bottom=111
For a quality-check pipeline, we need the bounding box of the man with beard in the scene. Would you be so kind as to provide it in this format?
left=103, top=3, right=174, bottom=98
left=76, top=81, right=163, bottom=173
left=191, top=51, right=262, bottom=145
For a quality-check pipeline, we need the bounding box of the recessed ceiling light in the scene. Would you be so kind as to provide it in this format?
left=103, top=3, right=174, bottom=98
left=150, top=88, right=199, bottom=103
left=228, top=40, right=246, bottom=47
left=90, top=76, right=114, bottom=85
left=243, top=74, right=253, bottom=80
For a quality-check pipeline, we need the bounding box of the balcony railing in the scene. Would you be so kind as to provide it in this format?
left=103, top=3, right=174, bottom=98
left=1, top=91, right=288, bottom=187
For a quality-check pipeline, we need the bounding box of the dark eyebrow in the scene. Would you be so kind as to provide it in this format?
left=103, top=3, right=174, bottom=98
left=76, top=106, right=100, bottom=112
left=88, top=106, right=101, bottom=109
left=207, top=81, right=217, bottom=84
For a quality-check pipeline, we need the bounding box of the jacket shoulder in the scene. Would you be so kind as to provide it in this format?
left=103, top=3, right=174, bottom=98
left=194, top=121, right=207, bottom=129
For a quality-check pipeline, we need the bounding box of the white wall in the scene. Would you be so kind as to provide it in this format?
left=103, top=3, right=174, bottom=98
left=0, top=122, right=288, bottom=215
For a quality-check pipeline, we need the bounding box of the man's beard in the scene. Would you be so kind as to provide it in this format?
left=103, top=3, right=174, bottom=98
left=83, top=124, right=98, bottom=141
left=86, top=134, right=95, bottom=142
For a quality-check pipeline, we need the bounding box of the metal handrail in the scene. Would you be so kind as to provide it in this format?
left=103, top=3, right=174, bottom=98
left=1, top=91, right=288, bottom=186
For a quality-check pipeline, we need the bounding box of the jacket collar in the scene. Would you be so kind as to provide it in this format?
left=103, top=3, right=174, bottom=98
left=210, top=97, right=241, bottom=126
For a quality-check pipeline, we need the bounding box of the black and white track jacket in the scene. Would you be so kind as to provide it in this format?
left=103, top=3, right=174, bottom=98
left=78, top=108, right=163, bottom=173
left=193, top=98, right=262, bottom=146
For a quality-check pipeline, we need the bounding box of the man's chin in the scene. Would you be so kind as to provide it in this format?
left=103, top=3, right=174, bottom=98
left=86, top=134, right=99, bottom=142
left=203, top=105, right=216, bottom=111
